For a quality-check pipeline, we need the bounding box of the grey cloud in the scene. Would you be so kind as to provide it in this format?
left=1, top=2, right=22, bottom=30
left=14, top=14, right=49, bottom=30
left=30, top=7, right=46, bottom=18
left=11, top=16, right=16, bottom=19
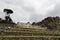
left=0, top=0, right=60, bottom=23
left=47, top=3, right=60, bottom=17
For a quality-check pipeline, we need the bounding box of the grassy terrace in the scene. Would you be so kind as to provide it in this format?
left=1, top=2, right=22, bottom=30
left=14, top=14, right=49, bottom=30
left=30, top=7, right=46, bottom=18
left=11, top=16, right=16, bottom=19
left=0, top=27, right=60, bottom=39
left=5, top=27, right=60, bottom=34
left=0, top=36, right=60, bottom=38
left=0, top=27, right=59, bottom=36
left=4, top=30, right=60, bottom=34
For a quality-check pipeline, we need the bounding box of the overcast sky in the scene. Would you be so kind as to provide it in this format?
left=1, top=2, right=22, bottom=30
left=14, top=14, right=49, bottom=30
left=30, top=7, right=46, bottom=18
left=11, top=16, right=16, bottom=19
left=0, top=0, right=60, bottom=23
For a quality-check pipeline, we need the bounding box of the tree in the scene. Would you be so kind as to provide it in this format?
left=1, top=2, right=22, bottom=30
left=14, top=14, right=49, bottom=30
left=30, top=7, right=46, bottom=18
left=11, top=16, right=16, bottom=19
left=0, top=18, right=2, bottom=20
left=3, top=9, right=13, bottom=22
left=3, top=9, right=13, bottom=15
left=32, top=22, right=36, bottom=25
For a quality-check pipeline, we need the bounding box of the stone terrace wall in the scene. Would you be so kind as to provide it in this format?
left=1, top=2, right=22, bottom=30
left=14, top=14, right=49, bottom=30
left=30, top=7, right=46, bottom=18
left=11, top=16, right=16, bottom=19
left=0, top=38, right=60, bottom=40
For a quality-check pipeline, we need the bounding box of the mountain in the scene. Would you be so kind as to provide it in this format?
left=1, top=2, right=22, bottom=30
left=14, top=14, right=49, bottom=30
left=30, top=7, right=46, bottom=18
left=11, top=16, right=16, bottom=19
left=32, top=16, right=60, bottom=30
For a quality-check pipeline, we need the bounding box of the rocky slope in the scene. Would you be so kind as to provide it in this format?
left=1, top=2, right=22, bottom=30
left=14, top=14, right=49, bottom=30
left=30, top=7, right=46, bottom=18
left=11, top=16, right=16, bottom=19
left=32, top=16, right=60, bottom=30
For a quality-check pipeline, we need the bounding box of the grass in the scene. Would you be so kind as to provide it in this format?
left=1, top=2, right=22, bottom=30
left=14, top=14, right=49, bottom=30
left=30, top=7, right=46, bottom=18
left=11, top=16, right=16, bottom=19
left=4, top=28, right=60, bottom=34
left=0, top=36, right=60, bottom=38
left=0, top=26, right=60, bottom=38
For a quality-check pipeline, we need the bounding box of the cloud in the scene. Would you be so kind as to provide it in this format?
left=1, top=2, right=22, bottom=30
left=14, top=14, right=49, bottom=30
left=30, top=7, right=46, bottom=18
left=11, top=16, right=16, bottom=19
left=0, top=0, right=60, bottom=23
left=46, top=3, right=60, bottom=17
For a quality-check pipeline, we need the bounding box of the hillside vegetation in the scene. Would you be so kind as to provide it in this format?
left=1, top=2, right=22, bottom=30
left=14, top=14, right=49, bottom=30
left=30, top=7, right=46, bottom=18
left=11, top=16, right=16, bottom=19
left=0, top=16, right=60, bottom=40
left=32, top=16, right=60, bottom=30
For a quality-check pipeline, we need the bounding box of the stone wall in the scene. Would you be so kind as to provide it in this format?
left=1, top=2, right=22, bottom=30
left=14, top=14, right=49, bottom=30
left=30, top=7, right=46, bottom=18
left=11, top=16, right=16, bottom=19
left=0, top=38, right=59, bottom=40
